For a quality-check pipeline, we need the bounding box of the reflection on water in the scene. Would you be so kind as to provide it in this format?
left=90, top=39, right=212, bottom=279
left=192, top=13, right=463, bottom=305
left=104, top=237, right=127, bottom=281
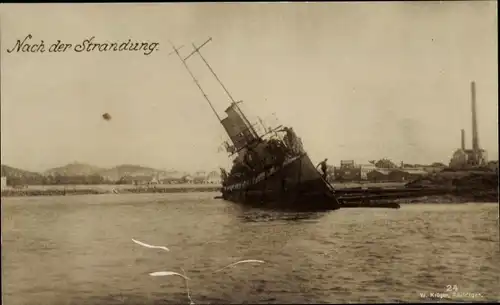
left=236, top=210, right=327, bottom=223
left=2, top=192, right=499, bottom=304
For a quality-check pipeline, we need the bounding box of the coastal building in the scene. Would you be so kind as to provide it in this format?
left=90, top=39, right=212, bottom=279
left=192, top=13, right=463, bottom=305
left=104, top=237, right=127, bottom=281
left=359, top=164, right=377, bottom=180
left=193, top=175, right=206, bottom=184
left=182, top=175, right=194, bottom=184
left=366, top=169, right=391, bottom=182
left=206, top=171, right=221, bottom=184
left=388, top=169, right=427, bottom=182
left=333, top=160, right=362, bottom=182
left=1, top=176, right=7, bottom=189
left=159, top=177, right=184, bottom=184
left=117, top=175, right=159, bottom=185
left=159, top=171, right=186, bottom=184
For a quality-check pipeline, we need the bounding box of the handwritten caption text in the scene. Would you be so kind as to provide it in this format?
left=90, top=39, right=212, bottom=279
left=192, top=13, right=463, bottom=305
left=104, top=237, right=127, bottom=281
left=6, top=34, right=159, bottom=56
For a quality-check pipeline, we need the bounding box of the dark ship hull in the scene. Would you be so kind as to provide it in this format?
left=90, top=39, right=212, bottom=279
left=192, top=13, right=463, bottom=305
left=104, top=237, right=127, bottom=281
left=170, top=38, right=341, bottom=212
left=221, top=153, right=340, bottom=211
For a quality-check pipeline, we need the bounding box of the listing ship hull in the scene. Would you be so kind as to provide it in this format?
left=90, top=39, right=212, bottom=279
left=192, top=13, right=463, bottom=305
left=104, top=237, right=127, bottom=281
left=221, top=153, right=341, bottom=211
left=170, top=38, right=342, bottom=212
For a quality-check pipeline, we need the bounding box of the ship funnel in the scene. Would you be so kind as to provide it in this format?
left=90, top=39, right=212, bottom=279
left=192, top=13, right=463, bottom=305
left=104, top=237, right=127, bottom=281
left=220, top=102, right=258, bottom=150
left=471, top=81, right=479, bottom=151
left=461, top=129, right=465, bottom=150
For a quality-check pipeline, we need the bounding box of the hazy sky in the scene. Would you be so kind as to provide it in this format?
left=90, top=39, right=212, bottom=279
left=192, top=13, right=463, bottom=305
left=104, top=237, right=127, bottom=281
left=0, top=2, right=498, bottom=173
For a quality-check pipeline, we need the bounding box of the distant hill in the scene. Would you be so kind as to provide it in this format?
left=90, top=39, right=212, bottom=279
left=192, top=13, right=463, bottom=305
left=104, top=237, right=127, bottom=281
left=43, top=163, right=193, bottom=181
left=98, top=164, right=167, bottom=181
left=161, top=170, right=188, bottom=180
left=1, top=164, right=42, bottom=179
left=2, top=162, right=217, bottom=183
left=44, top=162, right=104, bottom=176
left=1, top=164, right=46, bottom=186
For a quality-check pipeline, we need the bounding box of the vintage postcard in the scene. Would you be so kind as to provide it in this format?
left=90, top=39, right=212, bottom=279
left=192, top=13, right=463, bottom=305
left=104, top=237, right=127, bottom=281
left=1, top=2, right=498, bottom=305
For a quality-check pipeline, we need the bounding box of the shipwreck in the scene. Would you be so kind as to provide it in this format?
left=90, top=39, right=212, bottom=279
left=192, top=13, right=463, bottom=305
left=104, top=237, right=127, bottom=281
left=169, top=38, right=343, bottom=211
left=169, top=38, right=477, bottom=211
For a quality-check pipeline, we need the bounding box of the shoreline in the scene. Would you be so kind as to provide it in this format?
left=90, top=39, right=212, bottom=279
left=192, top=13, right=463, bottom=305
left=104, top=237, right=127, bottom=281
left=0, top=182, right=404, bottom=198
left=1, top=183, right=497, bottom=204
left=0, top=184, right=221, bottom=197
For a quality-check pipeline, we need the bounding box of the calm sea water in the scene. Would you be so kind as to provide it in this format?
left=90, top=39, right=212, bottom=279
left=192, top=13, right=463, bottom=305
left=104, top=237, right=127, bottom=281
left=2, top=193, right=499, bottom=304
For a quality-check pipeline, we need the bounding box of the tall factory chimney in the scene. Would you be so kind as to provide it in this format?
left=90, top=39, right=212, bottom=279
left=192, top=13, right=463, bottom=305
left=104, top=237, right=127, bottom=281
left=471, top=81, right=479, bottom=151
left=461, top=129, right=465, bottom=150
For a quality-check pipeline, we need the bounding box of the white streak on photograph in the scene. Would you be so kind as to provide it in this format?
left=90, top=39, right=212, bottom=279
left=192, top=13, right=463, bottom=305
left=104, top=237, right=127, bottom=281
left=149, top=271, right=190, bottom=280
left=213, top=259, right=266, bottom=273
left=132, top=238, right=170, bottom=252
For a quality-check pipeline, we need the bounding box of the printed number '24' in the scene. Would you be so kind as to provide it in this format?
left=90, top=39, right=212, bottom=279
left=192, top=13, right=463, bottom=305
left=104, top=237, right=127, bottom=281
left=446, top=285, right=458, bottom=292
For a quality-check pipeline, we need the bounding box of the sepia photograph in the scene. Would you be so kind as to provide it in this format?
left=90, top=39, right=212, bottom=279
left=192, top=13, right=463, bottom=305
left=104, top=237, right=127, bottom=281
left=1, top=2, right=498, bottom=304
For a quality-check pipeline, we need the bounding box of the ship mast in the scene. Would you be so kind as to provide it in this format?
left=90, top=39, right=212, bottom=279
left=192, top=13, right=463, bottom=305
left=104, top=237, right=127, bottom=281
left=168, top=40, right=222, bottom=122
left=185, top=38, right=236, bottom=104
left=182, top=38, right=259, bottom=139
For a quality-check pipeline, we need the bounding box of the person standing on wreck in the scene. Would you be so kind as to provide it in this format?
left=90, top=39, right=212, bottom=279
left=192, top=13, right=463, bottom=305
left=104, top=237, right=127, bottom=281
left=317, top=158, right=329, bottom=180
left=280, top=127, right=298, bottom=154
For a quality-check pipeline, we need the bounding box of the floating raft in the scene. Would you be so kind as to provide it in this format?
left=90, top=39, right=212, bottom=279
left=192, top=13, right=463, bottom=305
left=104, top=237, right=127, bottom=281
left=333, top=186, right=453, bottom=209
left=215, top=187, right=453, bottom=209
left=339, top=201, right=401, bottom=209
left=336, top=187, right=451, bottom=201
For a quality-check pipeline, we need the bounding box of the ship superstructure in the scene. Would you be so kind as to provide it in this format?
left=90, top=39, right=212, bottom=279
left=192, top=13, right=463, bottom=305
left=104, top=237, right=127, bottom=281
left=169, top=38, right=340, bottom=211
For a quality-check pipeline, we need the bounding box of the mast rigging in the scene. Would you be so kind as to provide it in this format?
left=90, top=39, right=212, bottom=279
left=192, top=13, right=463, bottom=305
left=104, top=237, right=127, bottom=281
left=170, top=37, right=261, bottom=145
left=168, top=40, right=222, bottom=122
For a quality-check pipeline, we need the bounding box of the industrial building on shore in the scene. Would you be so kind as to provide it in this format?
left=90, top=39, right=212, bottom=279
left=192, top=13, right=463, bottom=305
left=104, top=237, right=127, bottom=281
left=449, top=81, right=489, bottom=169
left=331, top=81, right=495, bottom=183
left=332, top=161, right=437, bottom=183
